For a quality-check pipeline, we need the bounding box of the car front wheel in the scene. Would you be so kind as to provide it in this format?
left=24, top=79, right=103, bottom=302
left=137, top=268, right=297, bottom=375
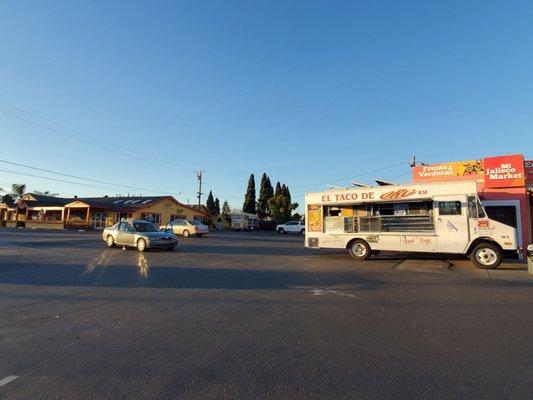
left=106, top=235, right=115, bottom=247
left=137, top=238, right=147, bottom=252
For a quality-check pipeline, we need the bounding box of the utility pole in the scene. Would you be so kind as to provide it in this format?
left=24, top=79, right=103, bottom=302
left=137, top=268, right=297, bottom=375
left=196, top=170, right=204, bottom=208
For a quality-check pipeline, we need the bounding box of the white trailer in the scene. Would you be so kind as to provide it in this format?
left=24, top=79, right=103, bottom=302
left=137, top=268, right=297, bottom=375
left=230, top=212, right=259, bottom=231
left=304, top=181, right=518, bottom=269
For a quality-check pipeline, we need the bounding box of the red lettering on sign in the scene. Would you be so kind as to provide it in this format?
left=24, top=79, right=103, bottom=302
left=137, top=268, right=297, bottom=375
left=380, top=189, right=417, bottom=200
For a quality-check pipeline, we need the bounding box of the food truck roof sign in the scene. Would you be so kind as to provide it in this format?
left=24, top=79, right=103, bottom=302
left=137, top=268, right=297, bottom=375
left=306, top=181, right=478, bottom=205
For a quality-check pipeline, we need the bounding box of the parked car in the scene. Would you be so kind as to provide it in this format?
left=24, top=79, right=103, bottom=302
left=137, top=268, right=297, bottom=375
left=103, top=219, right=178, bottom=251
left=276, top=221, right=305, bottom=234
left=164, top=219, right=209, bottom=237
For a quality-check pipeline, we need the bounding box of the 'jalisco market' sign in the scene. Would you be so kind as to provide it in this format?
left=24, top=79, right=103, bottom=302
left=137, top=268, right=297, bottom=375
left=483, top=154, right=525, bottom=188
left=412, top=160, right=484, bottom=182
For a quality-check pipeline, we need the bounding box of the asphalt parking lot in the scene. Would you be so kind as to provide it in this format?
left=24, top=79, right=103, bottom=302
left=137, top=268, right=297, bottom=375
left=1, top=229, right=532, bottom=399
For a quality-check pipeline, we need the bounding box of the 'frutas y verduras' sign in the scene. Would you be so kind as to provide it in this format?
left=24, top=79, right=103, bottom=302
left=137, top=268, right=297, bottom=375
left=412, top=160, right=484, bottom=182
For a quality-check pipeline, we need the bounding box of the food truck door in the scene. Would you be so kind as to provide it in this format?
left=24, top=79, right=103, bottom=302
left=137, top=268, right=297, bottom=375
left=433, top=195, right=470, bottom=254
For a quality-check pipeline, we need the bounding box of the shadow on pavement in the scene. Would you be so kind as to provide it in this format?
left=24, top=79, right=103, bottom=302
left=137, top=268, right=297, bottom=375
left=0, top=264, right=383, bottom=290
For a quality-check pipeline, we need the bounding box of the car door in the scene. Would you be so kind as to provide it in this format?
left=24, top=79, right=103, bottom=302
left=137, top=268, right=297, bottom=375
left=116, top=222, right=135, bottom=246
left=288, top=222, right=299, bottom=233
left=115, top=222, right=127, bottom=245
left=170, top=220, right=182, bottom=235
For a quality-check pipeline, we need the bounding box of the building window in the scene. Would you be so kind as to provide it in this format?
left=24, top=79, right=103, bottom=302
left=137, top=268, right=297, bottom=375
left=170, top=214, right=186, bottom=221
left=140, top=213, right=161, bottom=225
left=193, top=215, right=205, bottom=223
left=115, top=212, right=132, bottom=222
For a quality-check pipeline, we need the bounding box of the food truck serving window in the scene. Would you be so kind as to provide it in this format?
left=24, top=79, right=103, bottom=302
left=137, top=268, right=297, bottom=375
left=438, top=201, right=462, bottom=215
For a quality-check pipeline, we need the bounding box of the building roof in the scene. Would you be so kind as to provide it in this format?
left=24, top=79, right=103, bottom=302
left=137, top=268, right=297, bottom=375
left=68, top=196, right=170, bottom=210
left=7, top=193, right=212, bottom=216
left=0, top=198, right=16, bottom=208
left=187, top=204, right=212, bottom=216
left=18, top=194, right=72, bottom=208
left=65, top=195, right=211, bottom=216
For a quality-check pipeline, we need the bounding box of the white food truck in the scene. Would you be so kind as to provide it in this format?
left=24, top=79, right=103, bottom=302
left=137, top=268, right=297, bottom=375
left=305, top=181, right=518, bottom=269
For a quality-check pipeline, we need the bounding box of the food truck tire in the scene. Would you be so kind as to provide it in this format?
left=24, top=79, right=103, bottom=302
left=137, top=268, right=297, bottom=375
left=469, top=242, right=502, bottom=269
left=348, top=239, right=372, bottom=261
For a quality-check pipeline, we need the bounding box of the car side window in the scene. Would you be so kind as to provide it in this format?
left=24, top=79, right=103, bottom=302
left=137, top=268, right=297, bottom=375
left=121, top=223, right=134, bottom=232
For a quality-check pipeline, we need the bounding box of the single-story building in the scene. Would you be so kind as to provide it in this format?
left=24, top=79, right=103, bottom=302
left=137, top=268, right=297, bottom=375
left=0, top=194, right=211, bottom=230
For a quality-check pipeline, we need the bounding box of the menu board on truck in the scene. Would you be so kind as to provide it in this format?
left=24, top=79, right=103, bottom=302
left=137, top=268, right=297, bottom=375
left=307, top=205, right=323, bottom=232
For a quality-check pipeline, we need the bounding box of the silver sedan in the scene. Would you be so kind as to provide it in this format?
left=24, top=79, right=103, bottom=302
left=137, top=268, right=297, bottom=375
left=103, top=219, right=178, bottom=251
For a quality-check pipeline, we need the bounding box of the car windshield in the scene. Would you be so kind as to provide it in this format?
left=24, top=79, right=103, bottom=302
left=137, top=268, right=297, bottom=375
left=133, top=222, right=158, bottom=232
left=189, top=220, right=202, bottom=225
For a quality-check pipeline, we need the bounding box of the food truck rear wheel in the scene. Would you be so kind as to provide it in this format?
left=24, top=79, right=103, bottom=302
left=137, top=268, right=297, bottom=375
left=469, top=243, right=502, bottom=269
left=348, top=239, right=371, bottom=261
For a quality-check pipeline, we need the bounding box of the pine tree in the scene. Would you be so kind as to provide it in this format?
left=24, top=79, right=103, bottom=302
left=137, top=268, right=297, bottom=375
left=206, top=190, right=215, bottom=215
left=268, top=192, right=292, bottom=224
left=214, top=198, right=220, bottom=215
left=274, top=181, right=281, bottom=196
left=242, top=174, right=256, bottom=214
left=266, top=176, right=274, bottom=199
left=221, top=200, right=231, bottom=219
left=268, top=183, right=298, bottom=223
left=257, top=173, right=270, bottom=219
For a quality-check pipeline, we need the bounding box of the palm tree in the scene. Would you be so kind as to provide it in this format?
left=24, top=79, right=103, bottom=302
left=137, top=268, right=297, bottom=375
left=11, top=183, right=26, bottom=200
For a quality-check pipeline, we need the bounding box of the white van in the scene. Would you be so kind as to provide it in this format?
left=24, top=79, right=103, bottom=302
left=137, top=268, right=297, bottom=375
left=305, top=181, right=518, bottom=269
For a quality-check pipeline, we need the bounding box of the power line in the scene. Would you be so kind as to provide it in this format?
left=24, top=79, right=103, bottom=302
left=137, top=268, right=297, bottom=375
left=0, top=168, right=124, bottom=192
left=290, top=161, right=409, bottom=189
left=0, top=158, right=182, bottom=195
left=0, top=103, right=190, bottom=172
left=0, top=157, right=244, bottom=201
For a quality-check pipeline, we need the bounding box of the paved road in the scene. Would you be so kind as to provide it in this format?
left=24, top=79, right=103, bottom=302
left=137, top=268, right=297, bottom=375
left=0, top=229, right=532, bottom=399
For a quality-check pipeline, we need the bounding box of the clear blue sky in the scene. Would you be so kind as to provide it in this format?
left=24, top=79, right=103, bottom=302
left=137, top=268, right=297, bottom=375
left=1, top=0, right=532, bottom=211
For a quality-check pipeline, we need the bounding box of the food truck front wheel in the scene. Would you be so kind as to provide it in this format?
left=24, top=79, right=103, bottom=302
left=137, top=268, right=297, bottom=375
left=348, top=239, right=372, bottom=261
left=469, top=242, right=502, bottom=269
